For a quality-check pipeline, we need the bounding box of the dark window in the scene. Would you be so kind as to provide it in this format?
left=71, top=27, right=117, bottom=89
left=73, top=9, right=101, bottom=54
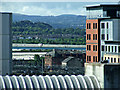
left=102, top=57, right=103, bottom=60
left=107, top=22, right=109, bottom=29
left=87, top=34, right=88, bottom=40
left=102, top=45, right=104, bottom=51
left=96, top=56, right=97, bottom=62
left=118, top=58, right=120, bottom=63
left=89, top=56, right=91, bottom=61
left=102, top=34, right=105, bottom=40
left=96, top=45, right=97, bottom=51
left=87, top=23, right=91, bottom=29
left=101, top=23, right=105, bottom=29
left=108, top=57, right=110, bottom=60
left=93, top=23, right=97, bottom=29
left=87, top=45, right=88, bottom=50
left=107, top=34, right=109, bottom=40
left=87, top=56, right=91, bottom=62
left=114, top=58, right=116, bottom=63
left=111, top=58, right=113, bottom=63
left=108, top=46, right=110, bottom=52
left=93, top=45, right=97, bottom=51
left=89, top=23, right=91, bottom=29
left=87, top=45, right=91, bottom=51
left=87, top=34, right=91, bottom=40
left=119, top=46, right=120, bottom=53
left=106, top=46, right=107, bottom=52
left=87, top=23, right=89, bottom=29
left=105, top=57, right=106, bottom=60
left=89, top=45, right=91, bottom=51
left=93, top=34, right=97, bottom=40
left=96, top=34, right=97, bottom=40
left=115, top=46, right=117, bottom=52
left=93, top=56, right=95, bottom=62
left=107, top=10, right=117, bottom=17
left=87, top=56, right=89, bottom=61
left=112, top=46, right=113, bottom=52
left=93, top=45, right=95, bottom=51
left=89, top=34, right=91, bottom=40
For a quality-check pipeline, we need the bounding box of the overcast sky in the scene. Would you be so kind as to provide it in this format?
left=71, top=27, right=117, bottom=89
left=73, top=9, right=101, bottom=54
left=0, top=1, right=120, bottom=16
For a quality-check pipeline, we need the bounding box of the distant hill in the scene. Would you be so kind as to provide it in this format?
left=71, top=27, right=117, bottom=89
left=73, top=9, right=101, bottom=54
left=12, top=20, right=53, bottom=30
left=12, top=13, right=86, bottom=29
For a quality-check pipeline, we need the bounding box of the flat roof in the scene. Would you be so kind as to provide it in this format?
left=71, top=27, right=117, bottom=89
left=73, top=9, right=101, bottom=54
left=0, top=12, right=12, bottom=14
left=85, top=3, right=120, bottom=8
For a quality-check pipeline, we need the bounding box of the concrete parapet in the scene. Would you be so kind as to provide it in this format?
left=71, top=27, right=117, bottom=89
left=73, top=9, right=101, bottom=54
left=85, top=63, right=120, bottom=88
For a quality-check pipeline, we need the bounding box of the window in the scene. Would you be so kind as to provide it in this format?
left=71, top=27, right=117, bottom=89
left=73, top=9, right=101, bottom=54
left=101, top=23, right=105, bottom=29
left=93, top=56, right=95, bottom=62
left=102, top=45, right=104, bottom=51
left=105, top=46, right=107, bottom=52
left=87, top=56, right=89, bottom=62
left=108, top=46, right=110, bottom=52
left=112, top=46, right=113, bottom=52
left=87, top=23, right=91, bottom=29
left=119, top=46, right=120, bottom=53
left=89, top=56, right=91, bottom=61
left=87, top=56, right=91, bottom=62
left=107, top=22, right=109, bottom=29
left=105, top=57, right=106, bottom=60
left=93, top=56, right=97, bottom=62
left=114, top=58, right=116, bottom=63
left=87, top=34, right=91, bottom=40
left=107, top=34, right=109, bottom=40
left=118, top=58, right=120, bottom=63
left=115, top=46, right=117, bottom=52
left=93, top=34, right=97, bottom=40
left=87, top=45, right=91, bottom=51
left=102, top=57, right=103, bottom=60
left=108, top=57, right=110, bottom=60
left=111, top=58, right=113, bottom=63
left=102, top=34, right=105, bottom=40
left=93, top=23, right=97, bottom=29
left=96, top=56, right=97, bottom=62
left=89, top=45, right=91, bottom=51
left=93, top=45, right=97, bottom=51
left=87, top=23, right=89, bottom=29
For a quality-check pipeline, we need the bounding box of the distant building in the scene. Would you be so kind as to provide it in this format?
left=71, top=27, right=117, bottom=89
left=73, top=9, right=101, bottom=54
left=62, top=56, right=84, bottom=68
left=85, top=4, right=120, bottom=63
left=44, top=49, right=85, bottom=66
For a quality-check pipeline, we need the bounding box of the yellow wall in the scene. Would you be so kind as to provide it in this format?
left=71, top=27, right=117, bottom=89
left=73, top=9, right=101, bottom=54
left=104, top=54, right=120, bottom=63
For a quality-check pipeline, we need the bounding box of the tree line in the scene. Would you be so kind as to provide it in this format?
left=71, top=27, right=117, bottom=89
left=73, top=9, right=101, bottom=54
left=12, top=20, right=86, bottom=45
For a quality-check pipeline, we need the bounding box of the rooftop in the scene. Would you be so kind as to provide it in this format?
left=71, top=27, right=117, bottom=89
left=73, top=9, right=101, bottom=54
left=85, top=3, right=120, bottom=8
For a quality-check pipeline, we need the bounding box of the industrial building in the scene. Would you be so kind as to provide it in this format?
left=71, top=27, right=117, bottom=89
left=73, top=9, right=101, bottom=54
left=0, top=75, right=100, bottom=89
left=86, top=4, right=120, bottom=63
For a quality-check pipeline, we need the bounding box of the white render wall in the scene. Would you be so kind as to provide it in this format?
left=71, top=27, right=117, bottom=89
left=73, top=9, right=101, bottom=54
left=100, top=19, right=120, bottom=60
left=0, top=13, right=12, bottom=75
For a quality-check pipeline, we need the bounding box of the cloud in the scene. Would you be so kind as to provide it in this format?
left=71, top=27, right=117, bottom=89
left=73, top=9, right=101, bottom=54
left=1, top=1, right=119, bottom=16
left=1, top=0, right=120, bottom=2
left=22, top=6, right=29, bottom=12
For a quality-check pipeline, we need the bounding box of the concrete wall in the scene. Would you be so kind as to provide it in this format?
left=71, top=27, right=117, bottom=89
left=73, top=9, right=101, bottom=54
left=85, top=63, right=120, bottom=88
left=85, top=63, right=104, bottom=88
left=0, top=13, right=12, bottom=75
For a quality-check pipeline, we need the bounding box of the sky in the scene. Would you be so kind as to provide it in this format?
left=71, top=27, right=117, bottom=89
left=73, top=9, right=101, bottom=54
left=0, top=0, right=120, bottom=16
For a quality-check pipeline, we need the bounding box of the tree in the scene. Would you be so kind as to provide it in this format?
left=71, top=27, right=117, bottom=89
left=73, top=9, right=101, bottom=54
left=34, top=54, right=41, bottom=65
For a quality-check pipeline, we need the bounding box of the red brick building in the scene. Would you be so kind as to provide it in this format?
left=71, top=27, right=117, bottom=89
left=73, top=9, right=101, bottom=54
left=86, top=19, right=100, bottom=63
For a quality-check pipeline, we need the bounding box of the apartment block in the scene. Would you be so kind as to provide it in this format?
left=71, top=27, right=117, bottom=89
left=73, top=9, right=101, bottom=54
left=85, top=4, right=120, bottom=63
